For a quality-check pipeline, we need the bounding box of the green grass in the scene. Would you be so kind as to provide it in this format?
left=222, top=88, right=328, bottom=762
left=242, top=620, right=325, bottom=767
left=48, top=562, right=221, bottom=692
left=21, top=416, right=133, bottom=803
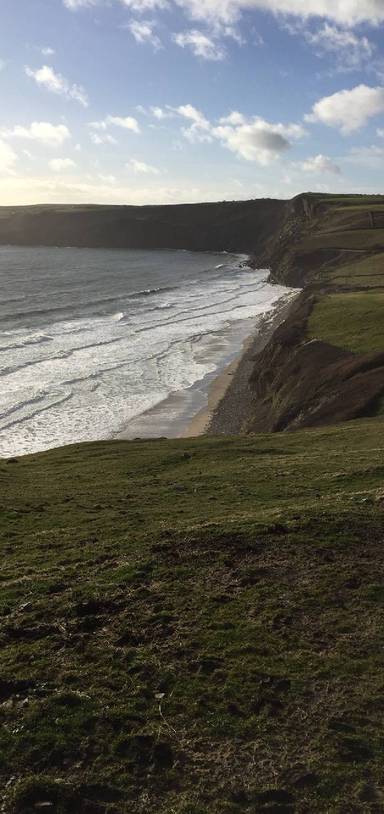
left=316, top=195, right=384, bottom=206
left=307, top=291, right=384, bottom=354
left=322, top=253, right=384, bottom=289
left=302, top=229, right=384, bottom=252
left=337, top=205, right=384, bottom=213
left=2, top=421, right=384, bottom=812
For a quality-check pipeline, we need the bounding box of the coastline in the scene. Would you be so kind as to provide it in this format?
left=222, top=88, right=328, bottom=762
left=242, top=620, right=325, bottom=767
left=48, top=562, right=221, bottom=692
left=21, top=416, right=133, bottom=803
left=181, top=334, right=253, bottom=437
left=183, top=292, right=298, bottom=437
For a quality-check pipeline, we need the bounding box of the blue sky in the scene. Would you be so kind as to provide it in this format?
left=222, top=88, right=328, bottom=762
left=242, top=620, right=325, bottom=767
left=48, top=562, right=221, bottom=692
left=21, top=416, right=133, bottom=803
left=1, top=0, right=384, bottom=204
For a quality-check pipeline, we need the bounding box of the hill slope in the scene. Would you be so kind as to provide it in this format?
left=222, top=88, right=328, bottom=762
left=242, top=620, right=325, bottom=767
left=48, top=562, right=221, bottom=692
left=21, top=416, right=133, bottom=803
left=2, top=422, right=384, bottom=813
left=0, top=199, right=285, bottom=254
left=229, top=193, right=384, bottom=433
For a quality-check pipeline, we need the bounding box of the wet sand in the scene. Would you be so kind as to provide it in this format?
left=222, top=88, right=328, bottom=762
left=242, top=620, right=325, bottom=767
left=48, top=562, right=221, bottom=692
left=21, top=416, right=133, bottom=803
left=182, top=335, right=253, bottom=437
left=183, top=293, right=298, bottom=437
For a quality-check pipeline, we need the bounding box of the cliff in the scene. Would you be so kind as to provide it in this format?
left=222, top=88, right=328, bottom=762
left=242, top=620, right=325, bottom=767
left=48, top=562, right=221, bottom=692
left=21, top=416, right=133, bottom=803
left=0, top=198, right=286, bottom=254
left=235, top=193, right=384, bottom=432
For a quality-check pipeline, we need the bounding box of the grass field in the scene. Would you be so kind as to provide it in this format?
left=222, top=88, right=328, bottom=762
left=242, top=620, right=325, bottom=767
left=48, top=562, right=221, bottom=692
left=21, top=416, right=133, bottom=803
left=2, top=421, right=384, bottom=813
left=307, top=292, right=384, bottom=354
left=302, top=229, right=384, bottom=253
left=321, top=254, right=384, bottom=289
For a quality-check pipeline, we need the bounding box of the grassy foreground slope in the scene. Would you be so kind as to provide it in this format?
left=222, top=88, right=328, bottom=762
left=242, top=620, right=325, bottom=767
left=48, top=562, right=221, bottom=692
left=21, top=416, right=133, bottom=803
left=2, top=422, right=384, bottom=813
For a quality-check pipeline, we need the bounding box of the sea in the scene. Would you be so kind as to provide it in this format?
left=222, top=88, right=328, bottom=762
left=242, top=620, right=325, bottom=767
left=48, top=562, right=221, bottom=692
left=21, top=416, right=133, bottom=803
left=0, top=246, right=293, bottom=457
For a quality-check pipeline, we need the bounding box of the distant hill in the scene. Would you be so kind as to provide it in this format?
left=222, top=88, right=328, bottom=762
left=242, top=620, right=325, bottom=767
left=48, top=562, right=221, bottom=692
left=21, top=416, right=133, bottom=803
left=0, top=198, right=285, bottom=255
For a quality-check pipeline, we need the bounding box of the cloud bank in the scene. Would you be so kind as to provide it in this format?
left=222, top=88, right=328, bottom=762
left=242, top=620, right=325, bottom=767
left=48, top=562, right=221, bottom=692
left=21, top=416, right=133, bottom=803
left=64, top=0, right=384, bottom=26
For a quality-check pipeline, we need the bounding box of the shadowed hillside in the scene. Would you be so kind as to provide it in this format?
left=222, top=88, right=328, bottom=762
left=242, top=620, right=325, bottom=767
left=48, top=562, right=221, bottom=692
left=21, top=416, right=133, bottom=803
left=0, top=199, right=286, bottom=254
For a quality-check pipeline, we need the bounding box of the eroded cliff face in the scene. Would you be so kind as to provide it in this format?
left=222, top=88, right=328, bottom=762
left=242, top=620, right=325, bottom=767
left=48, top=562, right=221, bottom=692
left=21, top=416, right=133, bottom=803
left=243, top=193, right=384, bottom=433
left=245, top=293, right=384, bottom=432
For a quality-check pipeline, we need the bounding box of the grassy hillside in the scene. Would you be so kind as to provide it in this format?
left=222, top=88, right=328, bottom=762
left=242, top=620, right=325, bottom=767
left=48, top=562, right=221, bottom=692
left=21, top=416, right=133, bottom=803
left=259, top=193, right=384, bottom=288
left=243, top=194, right=384, bottom=432
left=2, top=422, right=384, bottom=813
left=307, top=292, right=384, bottom=354
left=320, top=253, right=384, bottom=289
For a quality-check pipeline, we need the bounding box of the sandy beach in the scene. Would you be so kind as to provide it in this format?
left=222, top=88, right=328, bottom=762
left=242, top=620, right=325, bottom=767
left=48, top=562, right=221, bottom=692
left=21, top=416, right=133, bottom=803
left=115, top=289, right=298, bottom=443
left=182, top=335, right=253, bottom=436
left=183, top=292, right=298, bottom=437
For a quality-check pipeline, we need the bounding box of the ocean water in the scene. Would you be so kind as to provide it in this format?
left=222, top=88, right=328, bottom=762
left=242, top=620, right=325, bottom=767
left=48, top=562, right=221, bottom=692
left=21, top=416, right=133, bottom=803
left=0, top=246, right=292, bottom=457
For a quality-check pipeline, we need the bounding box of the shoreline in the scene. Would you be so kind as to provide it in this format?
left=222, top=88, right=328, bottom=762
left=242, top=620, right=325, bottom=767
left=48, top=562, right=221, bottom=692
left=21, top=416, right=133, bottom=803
left=115, top=317, right=258, bottom=442
left=181, top=334, right=253, bottom=437
left=183, top=292, right=298, bottom=437
left=116, top=289, right=299, bottom=443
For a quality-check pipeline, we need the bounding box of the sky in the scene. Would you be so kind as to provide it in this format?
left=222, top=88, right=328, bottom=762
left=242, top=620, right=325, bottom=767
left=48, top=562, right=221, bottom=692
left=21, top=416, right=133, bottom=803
left=1, top=0, right=384, bottom=205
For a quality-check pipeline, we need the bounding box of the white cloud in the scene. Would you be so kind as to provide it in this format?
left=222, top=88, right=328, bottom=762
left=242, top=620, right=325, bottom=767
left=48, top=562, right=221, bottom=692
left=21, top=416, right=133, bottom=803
left=306, top=84, right=384, bottom=133
left=214, top=121, right=289, bottom=163
left=128, top=158, right=160, bottom=174
left=307, top=24, right=373, bottom=59
left=98, top=173, right=117, bottom=183
left=0, top=139, right=17, bottom=174
left=377, top=128, right=384, bottom=137
left=128, top=19, right=162, bottom=48
left=0, top=59, right=7, bottom=72
left=136, top=105, right=176, bottom=121
left=345, top=144, right=384, bottom=166
left=287, top=21, right=375, bottom=72
left=150, top=106, right=169, bottom=119
left=41, top=46, right=55, bottom=56
left=177, top=104, right=209, bottom=124
left=91, top=133, right=118, bottom=145
left=63, top=0, right=99, bottom=7
left=4, top=122, right=71, bottom=147
left=89, top=115, right=140, bottom=133
left=300, top=153, right=341, bottom=174
left=174, top=0, right=384, bottom=26
left=49, top=158, right=77, bottom=172
left=121, top=0, right=168, bottom=10
left=63, top=0, right=384, bottom=25
left=213, top=116, right=305, bottom=163
left=174, top=104, right=213, bottom=142
left=219, top=111, right=246, bottom=125
left=107, top=115, right=141, bottom=132
left=174, top=30, right=225, bottom=60
left=25, top=65, right=89, bottom=107
left=173, top=103, right=305, bottom=163
left=66, top=0, right=168, bottom=8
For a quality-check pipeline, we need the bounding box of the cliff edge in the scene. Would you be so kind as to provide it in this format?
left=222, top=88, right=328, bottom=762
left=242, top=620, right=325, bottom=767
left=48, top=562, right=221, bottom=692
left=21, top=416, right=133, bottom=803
left=244, top=193, right=384, bottom=431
